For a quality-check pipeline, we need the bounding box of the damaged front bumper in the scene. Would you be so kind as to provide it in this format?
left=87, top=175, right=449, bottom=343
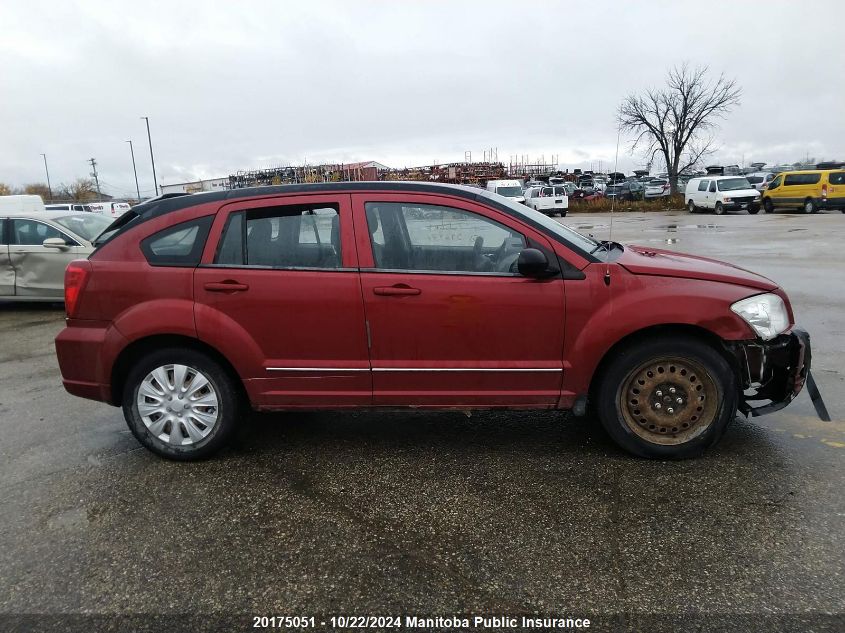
left=727, top=326, right=830, bottom=421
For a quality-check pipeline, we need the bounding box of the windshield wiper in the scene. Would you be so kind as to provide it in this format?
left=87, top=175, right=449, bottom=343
left=590, top=240, right=623, bottom=255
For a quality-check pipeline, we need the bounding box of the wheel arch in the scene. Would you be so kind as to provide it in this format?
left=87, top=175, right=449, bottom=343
left=110, top=334, right=247, bottom=407
left=586, top=323, right=741, bottom=407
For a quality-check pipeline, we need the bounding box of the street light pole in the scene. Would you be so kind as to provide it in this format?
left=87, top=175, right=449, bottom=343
left=141, top=116, right=158, bottom=196
left=126, top=140, right=141, bottom=202
left=40, top=153, right=52, bottom=202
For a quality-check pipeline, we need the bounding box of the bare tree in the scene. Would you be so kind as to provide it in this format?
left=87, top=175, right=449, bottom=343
left=23, top=183, right=52, bottom=201
left=0, top=183, right=12, bottom=196
left=58, top=178, right=98, bottom=202
left=618, top=64, right=741, bottom=194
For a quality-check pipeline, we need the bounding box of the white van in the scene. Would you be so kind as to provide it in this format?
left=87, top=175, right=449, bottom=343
left=685, top=176, right=761, bottom=215
left=45, top=203, right=94, bottom=213
left=87, top=201, right=132, bottom=218
left=0, top=195, right=46, bottom=214
left=523, top=184, right=568, bottom=216
left=485, top=179, right=526, bottom=204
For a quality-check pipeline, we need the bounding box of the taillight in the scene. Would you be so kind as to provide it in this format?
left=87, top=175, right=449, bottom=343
left=822, top=184, right=828, bottom=198
left=64, top=260, right=92, bottom=318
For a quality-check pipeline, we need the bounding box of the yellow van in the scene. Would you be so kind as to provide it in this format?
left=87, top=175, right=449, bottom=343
left=761, top=170, right=845, bottom=214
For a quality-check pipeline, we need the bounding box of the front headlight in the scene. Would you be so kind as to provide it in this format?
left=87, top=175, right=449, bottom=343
left=731, top=293, right=789, bottom=341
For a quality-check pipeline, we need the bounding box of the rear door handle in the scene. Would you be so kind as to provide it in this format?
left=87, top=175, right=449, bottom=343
left=204, top=281, right=249, bottom=293
left=373, top=285, right=421, bottom=296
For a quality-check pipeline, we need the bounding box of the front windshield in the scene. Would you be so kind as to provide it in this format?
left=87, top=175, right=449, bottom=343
left=495, top=186, right=523, bottom=197
left=717, top=178, right=753, bottom=191
left=53, top=213, right=114, bottom=242
left=474, top=188, right=598, bottom=253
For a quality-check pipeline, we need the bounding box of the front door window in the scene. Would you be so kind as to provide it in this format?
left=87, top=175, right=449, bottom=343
left=364, top=202, right=526, bottom=275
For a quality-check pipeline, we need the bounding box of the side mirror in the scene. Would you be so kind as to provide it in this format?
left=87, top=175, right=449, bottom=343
left=42, top=237, right=68, bottom=249
left=517, top=248, right=556, bottom=278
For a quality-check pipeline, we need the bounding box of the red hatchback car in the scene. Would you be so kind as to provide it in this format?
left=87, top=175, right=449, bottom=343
left=55, top=183, right=821, bottom=460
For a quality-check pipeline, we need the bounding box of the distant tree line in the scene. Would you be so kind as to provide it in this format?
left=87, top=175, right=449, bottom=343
left=0, top=178, right=99, bottom=202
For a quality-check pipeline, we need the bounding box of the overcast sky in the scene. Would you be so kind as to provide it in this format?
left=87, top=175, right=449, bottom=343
left=1, top=0, right=843, bottom=198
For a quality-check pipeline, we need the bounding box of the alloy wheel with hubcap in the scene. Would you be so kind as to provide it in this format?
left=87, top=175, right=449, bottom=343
left=137, top=364, right=220, bottom=446
left=123, top=348, right=239, bottom=460
left=804, top=199, right=817, bottom=214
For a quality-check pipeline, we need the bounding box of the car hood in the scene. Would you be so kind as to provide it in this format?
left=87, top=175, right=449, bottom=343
left=618, top=244, right=778, bottom=291
left=723, top=188, right=760, bottom=197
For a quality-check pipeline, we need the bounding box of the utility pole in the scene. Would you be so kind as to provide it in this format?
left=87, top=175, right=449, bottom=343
left=141, top=116, right=159, bottom=196
left=89, top=157, right=102, bottom=201
left=126, top=140, right=141, bottom=201
left=40, top=153, right=52, bottom=202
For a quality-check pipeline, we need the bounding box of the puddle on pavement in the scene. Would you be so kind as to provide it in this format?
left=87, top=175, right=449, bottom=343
left=650, top=224, right=726, bottom=232
left=571, top=224, right=609, bottom=230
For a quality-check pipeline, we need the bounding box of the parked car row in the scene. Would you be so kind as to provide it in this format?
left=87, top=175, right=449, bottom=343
left=684, top=169, right=845, bottom=215
left=0, top=194, right=133, bottom=218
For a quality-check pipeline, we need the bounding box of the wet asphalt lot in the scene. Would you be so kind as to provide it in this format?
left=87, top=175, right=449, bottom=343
left=1, top=209, right=843, bottom=631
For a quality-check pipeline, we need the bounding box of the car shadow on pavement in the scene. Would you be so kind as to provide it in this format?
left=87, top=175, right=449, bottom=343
left=7, top=406, right=830, bottom=617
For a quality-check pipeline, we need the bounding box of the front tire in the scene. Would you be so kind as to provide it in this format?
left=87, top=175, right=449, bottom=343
left=763, top=198, right=774, bottom=213
left=595, top=336, right=737, bottom=459
left=714, top=202, right=725, bottom=215
left=122, top=348, right=240, bottom=461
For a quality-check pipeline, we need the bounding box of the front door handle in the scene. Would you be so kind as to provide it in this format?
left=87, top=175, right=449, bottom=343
left=204, top=280, right=249, bottom=293
left=373, top=284, right=421, bottom=296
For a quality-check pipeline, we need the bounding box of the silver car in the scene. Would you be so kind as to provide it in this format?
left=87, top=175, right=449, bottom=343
left=0, top=212, right=112, bottom=301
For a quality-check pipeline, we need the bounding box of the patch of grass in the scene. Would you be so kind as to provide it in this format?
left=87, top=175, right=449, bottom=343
left=569, top=194, right=685, bottom=213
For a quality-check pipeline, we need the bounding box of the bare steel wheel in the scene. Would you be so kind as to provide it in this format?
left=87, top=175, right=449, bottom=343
left=137, top=364, right=220, bottom=446
left=619, top=357, right=718, bottom=445
left=595, top=335, right=737, bottom=459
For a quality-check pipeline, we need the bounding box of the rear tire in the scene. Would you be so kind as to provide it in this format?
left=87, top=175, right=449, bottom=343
left=122, top=348, right=240, bottom=461
left=687, top=200, right=697, bottom=213
left=803, top=198, right=817, bottom=214
left=595, top=336, right=737, bottom=459
left=714, top=202, right=725, bottom=215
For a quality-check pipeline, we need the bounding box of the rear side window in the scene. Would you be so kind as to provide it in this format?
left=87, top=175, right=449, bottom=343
left=784, top=173, right=821, bottom=186
left=140, top=216, right=212, bottom=266
left=829, top=172, right=845, bottom=185
left=214, top=204, right=341, bottom=269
